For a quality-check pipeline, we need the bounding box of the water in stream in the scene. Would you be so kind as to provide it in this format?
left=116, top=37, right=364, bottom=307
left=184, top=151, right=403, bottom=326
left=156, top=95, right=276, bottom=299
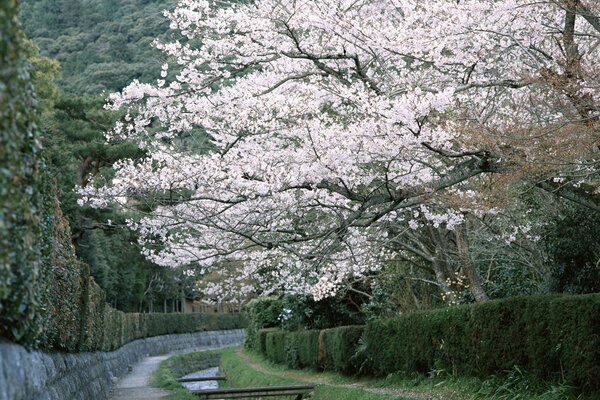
left=181, top=366, right=221, bottom=391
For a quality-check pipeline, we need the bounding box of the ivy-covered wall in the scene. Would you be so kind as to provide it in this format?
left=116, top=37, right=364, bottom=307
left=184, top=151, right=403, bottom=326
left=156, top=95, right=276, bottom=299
left=0, top=0, right=46, bottom=345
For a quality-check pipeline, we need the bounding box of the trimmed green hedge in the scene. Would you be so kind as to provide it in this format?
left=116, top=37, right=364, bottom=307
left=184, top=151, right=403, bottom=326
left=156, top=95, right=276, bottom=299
left=265, top=330, right=287, bottom=365
left=0, top=0, right=45, bottom=346
left=296, top=329, right=321, bottom=370
left=258, top=328, right=279, bottom=355
left=92, top=299, right=246, bottom=352
left=34, top=196, right=248, bottom=352
left=261, top=327, right=362, bottom=373
left=258, top=294, right=599, bottom=394
left=322, top=326, right=364, bottom=374
left=365, top=294, right=600, bottom=393
left=0, top=1, right=246, bottom=352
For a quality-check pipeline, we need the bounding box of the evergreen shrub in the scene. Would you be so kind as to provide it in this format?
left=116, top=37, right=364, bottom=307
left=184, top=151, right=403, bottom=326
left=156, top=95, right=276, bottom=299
left=257, top=328, right=278, bottom=355
left=364, top=294, right=600, bottom=393
left=296, top=329, right=320, bottom=370
left=322, top=325, right=364, bottom=374
left=262, top=327, right=361, bottom=373
left=243, top=297, right=283, bottom=350
left=0, top=1, right=45, bottom=346
left=256, top=294, right=599, bottom=393
left=265, top=330, right=287, bottom=364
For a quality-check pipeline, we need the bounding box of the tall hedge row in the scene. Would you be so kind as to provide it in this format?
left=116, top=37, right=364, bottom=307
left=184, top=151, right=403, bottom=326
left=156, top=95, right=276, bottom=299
left=71, top=271, right=246, bottom=352
left=321, top=326, right=364, bottom=374
left=365, top=294, right=600, bottom=392
left=265, top=330, right=287, bottom=365
left=295, top=329, right=321, bottom=370
left=0, top=0, right=46, bottom=346
left=260, top=326, right=363, bottom=374
left=45, top=262, right=246, bottom=352
left=257, top=294, right=599, bottom=393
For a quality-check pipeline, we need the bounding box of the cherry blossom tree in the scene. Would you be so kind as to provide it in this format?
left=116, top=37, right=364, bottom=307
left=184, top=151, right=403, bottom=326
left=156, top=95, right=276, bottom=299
left=81, top=0, right=600, bottom=302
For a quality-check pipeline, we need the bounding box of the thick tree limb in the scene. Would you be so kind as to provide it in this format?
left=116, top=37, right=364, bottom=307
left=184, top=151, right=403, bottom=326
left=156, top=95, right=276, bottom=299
left=537, top=180, right=600, bottom=212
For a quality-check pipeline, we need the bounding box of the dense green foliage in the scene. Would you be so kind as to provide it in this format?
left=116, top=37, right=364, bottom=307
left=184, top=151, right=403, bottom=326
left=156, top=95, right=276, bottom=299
left=20, top=0, right=176, bottom=94
left=321, top=326, right=364, bottom=374
left=264, top=330, right=287, bottom=365
left=365, top=294, right=600, bottom=393
left=60, top=260, right=245, bottom=352
left=0, top=8, right=231, bottom=350
left=544, top=205, right=600, bottom=294
left=25, top=36, right=187, bottom=313
left=244, top=295, right=365, bottom=351
left=260, top=326, right=363, bottom=374
left=257, top=294, right=600, bottom=394
left=285, top=329, right=321, bottom=370
left=0, top=0, right=47, bottom=345
left=53, top=252, right=245, bottom=352
left=256, top=327, right=278, bottom=356
left=243, top=297, right=283, bottom=350
left=280, top=294, right=365, bottom=331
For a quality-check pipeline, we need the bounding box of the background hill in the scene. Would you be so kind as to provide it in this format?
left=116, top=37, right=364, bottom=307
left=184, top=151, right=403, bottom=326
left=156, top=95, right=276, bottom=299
left=20, top=0, right=176, bottom=94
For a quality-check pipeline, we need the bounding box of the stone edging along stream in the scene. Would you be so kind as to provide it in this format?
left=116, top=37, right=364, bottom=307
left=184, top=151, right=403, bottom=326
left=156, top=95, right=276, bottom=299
left=0, top=329, right=245, bottom=400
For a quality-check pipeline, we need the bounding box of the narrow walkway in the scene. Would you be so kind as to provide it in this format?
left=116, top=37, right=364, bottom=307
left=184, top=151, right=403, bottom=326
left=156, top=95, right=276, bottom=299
left=108, top=354, right=171, bottom=400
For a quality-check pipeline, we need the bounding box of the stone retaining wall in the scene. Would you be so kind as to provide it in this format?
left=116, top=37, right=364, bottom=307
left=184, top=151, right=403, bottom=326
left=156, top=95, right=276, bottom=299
left=0, top=329, right=245, bottom=400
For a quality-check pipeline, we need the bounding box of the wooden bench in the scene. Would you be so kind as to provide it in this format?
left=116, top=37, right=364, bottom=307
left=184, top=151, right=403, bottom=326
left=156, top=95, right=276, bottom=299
left=177, top=376, right=227, bottom=383
left=191, top=384, right=315, bottom=399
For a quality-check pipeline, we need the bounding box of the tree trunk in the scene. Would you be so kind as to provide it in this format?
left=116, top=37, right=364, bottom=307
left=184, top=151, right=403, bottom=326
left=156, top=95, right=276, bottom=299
left=455, top=226, right=489, bottom=302
left=433, top=244, right=458, bottom=304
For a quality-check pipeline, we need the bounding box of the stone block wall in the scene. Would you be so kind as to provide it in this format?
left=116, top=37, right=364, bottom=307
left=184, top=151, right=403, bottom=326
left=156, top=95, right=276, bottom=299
left=0, top=329, right=244, bottom=400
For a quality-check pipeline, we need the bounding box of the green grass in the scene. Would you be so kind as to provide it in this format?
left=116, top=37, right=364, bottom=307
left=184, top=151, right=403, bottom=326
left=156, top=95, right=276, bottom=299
left=366, top=366, right=596, bottom=400
left=151, top=347, right=408, bottom=400
left=220, top=348, right=407, bottom=399
left=151, top=347, right=597, bottom=400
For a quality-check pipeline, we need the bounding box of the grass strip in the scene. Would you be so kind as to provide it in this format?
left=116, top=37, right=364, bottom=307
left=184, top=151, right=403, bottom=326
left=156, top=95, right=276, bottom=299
left=219, top=347, right=408, bottom=400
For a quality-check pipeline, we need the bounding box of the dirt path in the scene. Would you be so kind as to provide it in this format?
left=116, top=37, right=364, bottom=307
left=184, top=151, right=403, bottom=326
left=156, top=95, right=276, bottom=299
left=234, top=349, right=453, bottom=400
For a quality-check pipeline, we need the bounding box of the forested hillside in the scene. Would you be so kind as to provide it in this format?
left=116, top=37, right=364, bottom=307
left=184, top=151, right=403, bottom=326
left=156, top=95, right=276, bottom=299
left=20, top=0, right=175, bottom=94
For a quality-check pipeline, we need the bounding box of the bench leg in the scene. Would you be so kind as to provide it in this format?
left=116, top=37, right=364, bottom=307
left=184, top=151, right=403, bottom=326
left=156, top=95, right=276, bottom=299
left=295, top=395, right=303, bottom=400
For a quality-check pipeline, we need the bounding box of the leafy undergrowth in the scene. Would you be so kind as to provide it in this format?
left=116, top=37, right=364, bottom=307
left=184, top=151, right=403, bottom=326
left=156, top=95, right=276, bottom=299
left=151, top=347, right=596, bottom=400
